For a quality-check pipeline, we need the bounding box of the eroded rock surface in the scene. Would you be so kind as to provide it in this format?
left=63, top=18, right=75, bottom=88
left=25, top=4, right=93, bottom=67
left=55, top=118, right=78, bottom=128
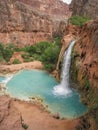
left=74, top=18, right=98, bottom=88
left=70, top=0, right=98, bottom=19
left=0, top=96, right=79, bottom=130
left=70, top=18, right=98, bottom=130
left=0, top=96, right=23, bottom=130
left=0, top=0, right=70, bottom=46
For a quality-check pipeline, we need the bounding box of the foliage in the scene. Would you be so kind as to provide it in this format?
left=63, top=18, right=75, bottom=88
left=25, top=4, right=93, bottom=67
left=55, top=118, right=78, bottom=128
left=40, top=41, right=61, bottom=71
left=0, top=43, right=15, bottom=62
left=12, top=59, right=21, bottom=64
left=0, top=38, right=62, bottom=71
left=21, top=53, right=30, bottom=59
left=69, top=15, right=91, bottom=26
left=24, top=39, right=61, bottom=71
left=22, top=123, right=28, bottom=130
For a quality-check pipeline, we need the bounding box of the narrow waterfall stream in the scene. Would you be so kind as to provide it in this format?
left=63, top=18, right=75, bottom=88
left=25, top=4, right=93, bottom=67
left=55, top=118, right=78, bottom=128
left=53, top=41, right=75, bottom=96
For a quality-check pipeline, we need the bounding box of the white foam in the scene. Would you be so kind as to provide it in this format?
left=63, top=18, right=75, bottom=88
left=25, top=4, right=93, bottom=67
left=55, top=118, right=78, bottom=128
left=53, top=41, right=75, bottom=96
left=1, top=76, right=13, bottom=84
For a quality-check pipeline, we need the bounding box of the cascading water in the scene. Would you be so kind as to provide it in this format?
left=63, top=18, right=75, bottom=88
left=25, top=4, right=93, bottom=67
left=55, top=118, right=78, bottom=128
left=1, top=76, right=13, bottom=84
left=53, top=41, right=75, bottom=96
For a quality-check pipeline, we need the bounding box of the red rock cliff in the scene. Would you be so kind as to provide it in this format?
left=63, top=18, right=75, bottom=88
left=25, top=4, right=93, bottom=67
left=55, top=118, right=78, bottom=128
left=70, top=0, right=98, bottom=19
left=0, top=0, right=52, bottom=46
left=74, top=18, right=98, bottom=88
left=0, top=0, right=70, bottom=46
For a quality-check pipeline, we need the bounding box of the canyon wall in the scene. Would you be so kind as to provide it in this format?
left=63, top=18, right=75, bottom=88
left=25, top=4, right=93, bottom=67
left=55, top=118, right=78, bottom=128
left=17, top=0, right=69, bottom=17
left=0, top=0, right=52, bottom=46
left=70, top=18, right=98, bottom=130
left=0, top=0, right=70, bottom=46
left=72, top=19, right=98, bottom=88
left=70, top=0, right=98, bottom=19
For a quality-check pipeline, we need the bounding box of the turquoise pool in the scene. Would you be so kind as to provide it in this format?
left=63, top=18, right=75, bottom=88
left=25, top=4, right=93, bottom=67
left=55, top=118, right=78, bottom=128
left=6, top=70, right=87, bottom=119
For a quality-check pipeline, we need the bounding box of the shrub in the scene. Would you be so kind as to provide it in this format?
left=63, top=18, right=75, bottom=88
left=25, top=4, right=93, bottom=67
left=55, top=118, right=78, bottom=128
left=35, top=41, right=51, bottom=54
left=21, top=53, right=30, bottom=59
left=69, top=15, right=91, bottom=26
left=41, top=44, right=60, bottom=71
left=22, top=123, right=28, bottom=130
left=44, top=64, right=54, bottom=72
left=12, top=59, right=21, bottom=64
left=25, top=45, right=36, bottom=56
left=0, top=43, right=14, bottom=62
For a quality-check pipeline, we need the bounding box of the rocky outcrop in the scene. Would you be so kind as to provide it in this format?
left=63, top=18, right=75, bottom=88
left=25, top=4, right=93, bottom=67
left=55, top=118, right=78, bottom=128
left=0, top=96, right=23, bottom=130
left=56, top=34, right=75, bottom=70
left=0, top=96, right=80, bottom=130
left=0, top=61, right=43, bottom=73
left=73, top=18, right=98, bottom=89
left=70, top=0, right=98, bottom=19
left=70, top=18, right=98, bottom=130
left=0, top=0, right=70, bottom=46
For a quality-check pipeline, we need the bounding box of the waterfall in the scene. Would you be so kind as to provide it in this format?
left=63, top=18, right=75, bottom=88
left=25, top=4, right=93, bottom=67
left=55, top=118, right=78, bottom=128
left=1, top=76, right=13, bottom=84
left=53, top=41, right=75, bottom=96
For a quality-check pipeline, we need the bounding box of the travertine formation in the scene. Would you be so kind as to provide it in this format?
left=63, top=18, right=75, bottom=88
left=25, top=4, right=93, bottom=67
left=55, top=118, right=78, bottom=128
left=70, top=0, right=98, bottom=19
left=74, top=18, right=98, bottom=88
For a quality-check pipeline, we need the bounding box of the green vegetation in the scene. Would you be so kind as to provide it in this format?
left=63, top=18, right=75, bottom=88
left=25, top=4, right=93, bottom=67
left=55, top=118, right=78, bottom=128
left=69, top=15, right=91, bottom=26
left=12, top=59, right=21, bottom=64
left=0, top=37, right=62, bottom=72
left=0, top=43, right=15, bottom=62
left=22, top=123, right=28, bottom=130
left=24, top=38, right=61, bottom=72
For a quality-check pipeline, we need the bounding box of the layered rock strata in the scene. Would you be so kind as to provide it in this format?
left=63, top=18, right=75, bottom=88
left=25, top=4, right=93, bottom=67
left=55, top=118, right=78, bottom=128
left=70, top=0, right=98, bottom=19
left=70, top=18, right=98, bottom=130
left=0, top=0, right=70, bottom=46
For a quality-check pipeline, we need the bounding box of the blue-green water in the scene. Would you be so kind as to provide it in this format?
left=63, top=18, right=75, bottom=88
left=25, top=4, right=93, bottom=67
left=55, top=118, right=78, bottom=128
left=6, top=70, right=87, bottom=119
left=0, top=77, right=6, bottom=83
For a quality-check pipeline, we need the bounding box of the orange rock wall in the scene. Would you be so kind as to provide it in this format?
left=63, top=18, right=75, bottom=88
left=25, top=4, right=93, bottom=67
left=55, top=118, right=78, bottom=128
left=74, top=19, right=98, bottom=88
left=0, top=0, right=70, bottom=47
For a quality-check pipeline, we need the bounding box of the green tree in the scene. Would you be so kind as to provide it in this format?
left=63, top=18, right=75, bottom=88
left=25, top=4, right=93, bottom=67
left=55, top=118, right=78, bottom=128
left=69, top=15, right=91, bottom=26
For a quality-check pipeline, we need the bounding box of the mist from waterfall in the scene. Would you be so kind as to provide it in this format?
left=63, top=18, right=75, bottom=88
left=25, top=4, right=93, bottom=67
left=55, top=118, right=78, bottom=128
left=53, top=41, right=75, bottom=96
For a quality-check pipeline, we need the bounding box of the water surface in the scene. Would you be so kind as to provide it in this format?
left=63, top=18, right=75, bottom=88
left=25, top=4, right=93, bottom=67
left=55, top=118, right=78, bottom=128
left=6, top=70, right=87, bottom=119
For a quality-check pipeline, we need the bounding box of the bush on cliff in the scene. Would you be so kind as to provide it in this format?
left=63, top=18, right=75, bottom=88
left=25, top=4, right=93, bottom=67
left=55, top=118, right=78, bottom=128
left=12, top=59, right=21, bottom=64
left=0, top=43, right=14, bottom=62
left=69, top=15, right=90, bottom=26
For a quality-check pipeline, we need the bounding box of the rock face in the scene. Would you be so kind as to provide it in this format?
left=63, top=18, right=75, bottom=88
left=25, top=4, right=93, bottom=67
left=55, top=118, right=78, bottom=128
left=73, top=18, right=98, bottom=89
left=17, top=0, right=69, bottom=17
left=0, top=96, right=80, bottom=130
left=70, top=18, right=98, bottom=130
left=70, top=0, right=98, bottom=19
left=0, top=0, right=70, bottom=46
left=0, top=96, right=23, bottom=130
left=0, top=0, right=52, bottom=46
